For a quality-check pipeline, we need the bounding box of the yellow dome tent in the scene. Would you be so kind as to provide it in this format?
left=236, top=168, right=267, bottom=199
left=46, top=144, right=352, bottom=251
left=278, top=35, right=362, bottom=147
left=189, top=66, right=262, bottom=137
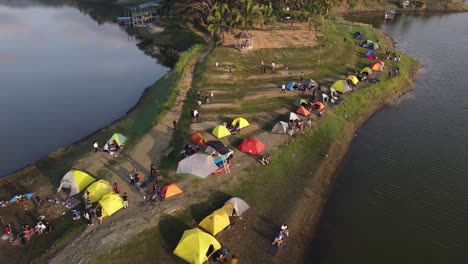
left=199, top=208, right=230, bottom=236
left=174, top=228, right=221, bottom=264
left=330, top=80, right=352, bottom=93
left=360, top=67, right=373, bottom=75
left=231, top=117, right=250, bottom=129
left=346, top=75, right=359, bottom=86
left=84, top=180, right=113, bottom=203
left=212, top=125, right=231, bottom=139
left=98, top=193, right=124, bottom=217
left=57, top=170, right=96, bottom=197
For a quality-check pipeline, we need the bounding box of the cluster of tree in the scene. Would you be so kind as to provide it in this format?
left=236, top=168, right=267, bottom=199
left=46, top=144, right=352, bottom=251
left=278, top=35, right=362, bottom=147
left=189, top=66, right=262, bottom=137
left=162, top=0, right=339, bottom=42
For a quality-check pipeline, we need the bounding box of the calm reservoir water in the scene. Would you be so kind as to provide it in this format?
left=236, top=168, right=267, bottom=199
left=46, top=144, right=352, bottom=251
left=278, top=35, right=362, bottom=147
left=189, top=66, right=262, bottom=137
left=0, top=1, right=170, bottom=176
left=309, top=12, right=468, bottom=263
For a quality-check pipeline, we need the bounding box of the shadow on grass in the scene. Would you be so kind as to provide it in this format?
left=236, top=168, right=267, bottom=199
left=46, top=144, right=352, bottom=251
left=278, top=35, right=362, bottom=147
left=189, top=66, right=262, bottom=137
left=190, top=190, right=232, bottom=223
left=159, top=214, right=191, bottom=251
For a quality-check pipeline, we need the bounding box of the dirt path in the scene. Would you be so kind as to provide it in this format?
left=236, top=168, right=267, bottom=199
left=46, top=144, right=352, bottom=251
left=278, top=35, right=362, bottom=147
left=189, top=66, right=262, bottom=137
left=48, top=33, right=214, bottom=264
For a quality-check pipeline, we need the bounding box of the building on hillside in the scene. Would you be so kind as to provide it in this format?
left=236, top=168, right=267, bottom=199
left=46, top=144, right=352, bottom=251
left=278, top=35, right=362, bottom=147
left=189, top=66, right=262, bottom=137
left=128, top=1, right=161, bottom=27
left=234, top=30, right=254, bottom=51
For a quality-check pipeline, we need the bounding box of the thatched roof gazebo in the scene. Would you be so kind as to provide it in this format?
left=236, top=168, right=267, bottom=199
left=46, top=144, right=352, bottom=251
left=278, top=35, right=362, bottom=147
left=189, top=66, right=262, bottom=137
left=234, top=30, right=254, bottom=50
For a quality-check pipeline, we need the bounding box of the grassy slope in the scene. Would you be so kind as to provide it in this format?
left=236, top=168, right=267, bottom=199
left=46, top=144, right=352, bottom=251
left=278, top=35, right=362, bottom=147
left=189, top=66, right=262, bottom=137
left=91, top=19, right=419, bottom=263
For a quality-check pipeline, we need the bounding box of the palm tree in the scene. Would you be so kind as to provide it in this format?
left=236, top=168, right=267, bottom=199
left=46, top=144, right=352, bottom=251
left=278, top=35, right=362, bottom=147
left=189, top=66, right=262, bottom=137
left=207, top=3, right=232, bottom=43
left=233, top=0, right=263, bottom=30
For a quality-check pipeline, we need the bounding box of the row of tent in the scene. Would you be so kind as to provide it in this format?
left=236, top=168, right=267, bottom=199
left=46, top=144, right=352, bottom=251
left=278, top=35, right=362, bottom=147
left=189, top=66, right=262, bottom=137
left=174, top=197, right=249, bottom=264
left=212, top=117, right=250, bottom=139
left=329, top=63, right=383, bottom=94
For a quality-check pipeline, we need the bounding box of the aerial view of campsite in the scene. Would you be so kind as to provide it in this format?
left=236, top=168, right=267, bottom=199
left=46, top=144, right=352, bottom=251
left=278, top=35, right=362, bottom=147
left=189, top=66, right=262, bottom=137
left=1, top=0, right=468, bottom=263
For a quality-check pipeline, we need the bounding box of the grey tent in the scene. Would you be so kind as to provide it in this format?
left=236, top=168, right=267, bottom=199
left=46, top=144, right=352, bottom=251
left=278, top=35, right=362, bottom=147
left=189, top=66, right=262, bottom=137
left=271, top=121, right=289, bottom=134
left=205, top=140, right=230, bottom=155
left=224, top=197, right=250, bottom=216
left=176, top=153, right=219, bottom=178
left=289, top=112, right=299, bottom=121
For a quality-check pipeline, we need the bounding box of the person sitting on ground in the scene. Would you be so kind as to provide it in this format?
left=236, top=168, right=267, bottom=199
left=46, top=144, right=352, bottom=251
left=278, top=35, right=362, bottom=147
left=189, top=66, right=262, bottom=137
left=280, top=224, right=289, bottom=237
left=34, top=195, right=43, bottom=208
left=3, top=224, right=13, bottom=241
left=35, top=221, right=46, bottom=235
left=259, top=155, right=268, bottom=166
left=112, top=140, right=120, bottom=151
left=216, top=248, right=230, bottom=261
left=72, top=209, right=81, bottom=221
left=15, top=194, right=22, bottom=205
left=272, top=233, right=284, bottom=247
left=113, top=182, right=121, bottom=194
left=103, top=143, right=109, bottom=153
left=44, top=221, right=52, bottom=233
left=306, top=117, right=312, bottom=128
left=319, top=110, right=324, bottom=117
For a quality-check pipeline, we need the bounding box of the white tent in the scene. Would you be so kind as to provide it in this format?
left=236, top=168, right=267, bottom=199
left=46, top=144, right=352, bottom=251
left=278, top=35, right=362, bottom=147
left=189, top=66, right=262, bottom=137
left=271, top=121, right=289, bottom=134
left=223, top=197, right=250, bottom=216
left=289, top=112, right=299, bottom=121
left=176, top=153, right=219, bottom=178
left=57, top=170, right=96, bottom=197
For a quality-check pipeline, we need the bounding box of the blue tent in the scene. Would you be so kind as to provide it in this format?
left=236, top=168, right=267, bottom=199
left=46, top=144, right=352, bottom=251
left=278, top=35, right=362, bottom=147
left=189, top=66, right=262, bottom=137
left=286, top=81, right=299, bottom=91
left=9, top=193, right=34, bottom=203
left=365, top=50, right=375, bottom=56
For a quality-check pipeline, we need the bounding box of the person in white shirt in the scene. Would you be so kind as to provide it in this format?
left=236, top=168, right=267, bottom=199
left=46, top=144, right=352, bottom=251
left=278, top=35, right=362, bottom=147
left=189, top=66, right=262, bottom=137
left=93, top=141, right=99, bottom=152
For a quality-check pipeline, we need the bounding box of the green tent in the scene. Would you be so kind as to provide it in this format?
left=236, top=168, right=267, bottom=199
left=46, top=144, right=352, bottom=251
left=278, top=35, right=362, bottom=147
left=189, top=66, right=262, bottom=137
left=293, top=98, right=308, bottom=108
left=107, top=133, right=127, bottom=146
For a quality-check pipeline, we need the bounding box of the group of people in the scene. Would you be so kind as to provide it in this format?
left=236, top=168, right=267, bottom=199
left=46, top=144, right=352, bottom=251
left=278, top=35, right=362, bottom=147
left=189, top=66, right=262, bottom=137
left=181, top=144, right=201, bottom=158
left=272, top=224, right=289, bottom=247
left=2, top=220, right=53, bottom=245
left=226, top=122, right=241, bottom=135
left=93, top=140, right=121, bottom=155
left=385, top=49, right=401, bottom=61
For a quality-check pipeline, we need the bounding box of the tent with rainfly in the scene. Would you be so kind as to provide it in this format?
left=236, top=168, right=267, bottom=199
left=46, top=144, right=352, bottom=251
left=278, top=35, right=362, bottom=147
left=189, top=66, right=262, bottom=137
left=161, top=184, right=183, bottom=199
left=107, top=133, right=127, bottom=147
left=212, top=125, right=231, bottom=139
left=98, top=193, right=124, bottom=217
left=347, top=75, right=359, bottom=86
left=199, top=208, right=231, bottom=236
left=296, top=106, right=310, bottom=116
left=238, top=138, right=265, bottom=155
left=271, top=121, right=289, bottom=134
left=367, top=53, right=376, bottom=60
left=293, top=98, right=308, bottom=108
left=365, top=49, right=375, bottom=57
left=173, top=228, right=221, bottom=264
left=311, top=101, right=325, bottom=110
left=231, top=117, right=250, bottom=129
left=57, top=170, right=96, bottom=197
left=223, top=197, right=250, bottom=216
left=286, top=81, right=299, bottom=90
left=331, top=80, right=352, bottom=93
left=360, top=67, right=373, bottom=76
left=84, top=179, right=113, bottom=203
left=371, top=60, right=385, bottom=72
left=176, top=153, right=219, bottom=179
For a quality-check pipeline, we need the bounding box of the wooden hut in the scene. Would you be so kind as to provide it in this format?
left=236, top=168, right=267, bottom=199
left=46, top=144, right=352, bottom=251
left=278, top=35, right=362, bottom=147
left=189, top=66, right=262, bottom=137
left=234, top=31, right=254, bottom=50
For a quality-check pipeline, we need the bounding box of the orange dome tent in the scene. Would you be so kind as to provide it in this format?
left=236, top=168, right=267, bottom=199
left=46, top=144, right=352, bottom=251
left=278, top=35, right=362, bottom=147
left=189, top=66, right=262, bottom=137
left=311, top=101, right=325, bottom=110
left=161, top=184, right=183, bottom=199
left=191, top=132, right=206, bottom=146
left=371, top=61, right=385, bottom=72
left=238, top=138, right=265, bottom=155
left=296, top=106, right=310, bottom=116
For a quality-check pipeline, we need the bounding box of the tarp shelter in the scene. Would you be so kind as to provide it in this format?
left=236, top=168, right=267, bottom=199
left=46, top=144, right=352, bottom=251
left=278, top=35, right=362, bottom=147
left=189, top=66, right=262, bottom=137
left=347, top=75, right=359, bottom=86
left=371, top=61, right=385, bottom=72
left=231, top=117, right=249, bottom=129
left=289, top=112, right=299, bottom=121
left=9, top=193, right=34, bottom=203
left=271, top=121, right=289, bottom=134
left=173, top=228, right=221, bottom=264
left=107, top=133, right=126, bottom=147
left=296, top=106, right=310, bottom=116
left=360, top=67, right=373, bottom=75
left=331, top=80, right=352, bottom=93
left=84, top=180, right=113, bottom=203
left=98, top=193, right=124, bottom=217
left=223, top=197, right=250, bottom=216
left=199, top=208, right=230, bottom=236
left=293, top=98, right=308, bottom=107
left=365, top=49, right=375, bottom=57
left=367, top=53, right=376, bottom=60
left=212, top=125, right=231, bottom=139
left=191, top=132, right=206, bottom=146
left=311, top=101, right=325, bottom=110
left=57, top=170, right=96, bottom=197
left=238, top=138, right=265, bottom=155
left=286, top=81, right=299, bottom=90
left=161, top=184, right=183, bottom=199
left=176, top=153, right=219, bottom=178
left=205, top=140, right=230, bottom=155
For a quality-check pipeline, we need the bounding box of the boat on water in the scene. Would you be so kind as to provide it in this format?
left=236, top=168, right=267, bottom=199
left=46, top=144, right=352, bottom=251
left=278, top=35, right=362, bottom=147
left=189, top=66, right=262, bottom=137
left=384, top=9, right=396, bottom=20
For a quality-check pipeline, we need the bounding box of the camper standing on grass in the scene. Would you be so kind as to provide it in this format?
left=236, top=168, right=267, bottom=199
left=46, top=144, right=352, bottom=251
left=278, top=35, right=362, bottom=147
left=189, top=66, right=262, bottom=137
left=93, top=141, right=99, bottom=152
left=122, top=192, right=128, bottom=209
left=281, top=83, right=286, bottom=94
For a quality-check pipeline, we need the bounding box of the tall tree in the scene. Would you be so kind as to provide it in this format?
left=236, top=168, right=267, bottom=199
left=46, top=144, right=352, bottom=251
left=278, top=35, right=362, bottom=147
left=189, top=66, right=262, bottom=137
left=207, top=3, right=232, bottom=43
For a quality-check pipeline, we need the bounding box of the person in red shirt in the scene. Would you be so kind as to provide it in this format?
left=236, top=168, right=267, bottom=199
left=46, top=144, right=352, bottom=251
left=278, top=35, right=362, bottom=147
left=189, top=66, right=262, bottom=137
left=4, top=224, right=13, bottom=241
left=113, top=182, right=121, bottom=194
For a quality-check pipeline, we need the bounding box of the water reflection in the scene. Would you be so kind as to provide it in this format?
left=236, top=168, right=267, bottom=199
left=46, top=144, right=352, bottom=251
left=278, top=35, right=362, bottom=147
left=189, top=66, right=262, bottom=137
left=0, top=1, right=176, bottom=176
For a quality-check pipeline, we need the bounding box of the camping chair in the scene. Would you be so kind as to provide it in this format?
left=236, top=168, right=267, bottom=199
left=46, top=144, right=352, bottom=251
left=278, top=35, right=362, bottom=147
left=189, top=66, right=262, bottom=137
left=322, top=94, right=329, bottom=104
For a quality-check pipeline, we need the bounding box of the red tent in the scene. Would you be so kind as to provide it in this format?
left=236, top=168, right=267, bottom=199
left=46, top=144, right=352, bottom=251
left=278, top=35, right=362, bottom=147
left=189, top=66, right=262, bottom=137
left=238, top=138, right=265, bottom=155
left=296, top=106, right=310, bottom=116
left=367, top=53, right=376, bottom=60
